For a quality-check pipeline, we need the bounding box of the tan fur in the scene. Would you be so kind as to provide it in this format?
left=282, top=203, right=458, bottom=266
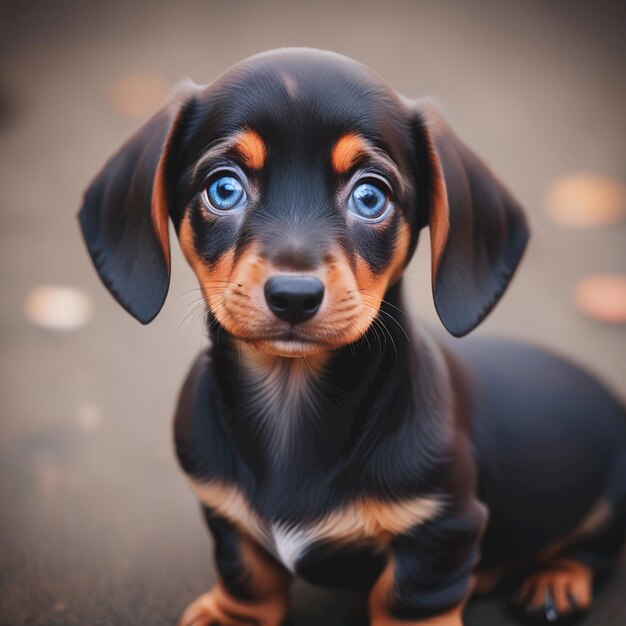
left=176, top=535, right=290, bottom=626
left=421, top=104, right=453, bottom=281
left=538, top=499, right=613, bottom=563
left=189, top=478, right=440, bottom=568
left=178, top=211, right=238, bottom=327
left=352, top=220, right=411, bottom=336
left=178, top=127, right=412, bottom=358
left=516, top=558, right=593, bottom=614
left=179, top=221, right=412, bottom=357
left=575, top=500, right=613, bottom=537
left=471, top=568, right=505, bottom=596
left=234, top=129, right=267, bottom=170
left=331, top=133, right=369, bottom=174
left=150, top=146, right=171, bottom=269
left=427, top=155, right=450, bottom=280
left=370, top=559, right=464, bottom=625
left=189, top=480, right=269, bottom=546
left=300, top=495, right=441, bottom=545
left=149, top=94, right=200, bottom=270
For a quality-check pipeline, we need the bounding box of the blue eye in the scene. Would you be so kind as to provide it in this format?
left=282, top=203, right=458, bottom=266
left=204, top=174, right=246, bottom=212
left=348, top=181, right=389, bottom=220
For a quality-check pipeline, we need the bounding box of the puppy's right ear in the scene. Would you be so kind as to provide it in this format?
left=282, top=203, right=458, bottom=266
left=414, top=102, right=529, bottom=337
left=79, top=83, right=198, bottom=324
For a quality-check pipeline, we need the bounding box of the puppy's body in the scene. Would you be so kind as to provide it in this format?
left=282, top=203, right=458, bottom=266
left=175, top=296, right=626, bottom=588
left=175, top=297, right=467, bottom=589
left=454, top=336, right=626, bottom=570
left=79, top=48, right=626, bottom=624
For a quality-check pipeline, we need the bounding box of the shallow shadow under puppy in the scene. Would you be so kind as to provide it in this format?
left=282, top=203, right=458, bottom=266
left=79, top=48, right=626, bottom=626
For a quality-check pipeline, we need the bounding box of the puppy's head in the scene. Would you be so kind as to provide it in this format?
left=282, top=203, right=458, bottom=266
left=80, top=48, right=528, bottom=356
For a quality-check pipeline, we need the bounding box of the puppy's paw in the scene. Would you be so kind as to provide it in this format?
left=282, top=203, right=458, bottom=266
left=176, top=586, right=287, bottom=626
left=176, top=591, right=243, bottom=626
left=512, top=558, right=592, bottom=622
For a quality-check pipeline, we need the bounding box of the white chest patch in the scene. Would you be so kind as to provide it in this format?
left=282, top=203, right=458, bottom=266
left=189, top=479, right=442, bottom=572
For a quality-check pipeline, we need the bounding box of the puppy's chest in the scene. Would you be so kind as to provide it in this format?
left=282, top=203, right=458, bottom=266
left=189, top=479, right=441, bottom=578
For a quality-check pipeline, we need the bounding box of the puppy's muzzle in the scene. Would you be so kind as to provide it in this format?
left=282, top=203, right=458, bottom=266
left=264, top=276, right=325, bottom=324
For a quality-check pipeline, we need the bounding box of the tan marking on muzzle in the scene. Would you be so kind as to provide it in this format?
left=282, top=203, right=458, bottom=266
left=227, top=243, right=356, bottom=353
left=178, top=212, right=410, bottom=353
left=178, top=212, right=236, bottom=323
left=354, top=219, right=411, bottom=316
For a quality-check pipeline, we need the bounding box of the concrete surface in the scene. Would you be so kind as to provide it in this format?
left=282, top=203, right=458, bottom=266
left=1, top=1, right=625, bottom=624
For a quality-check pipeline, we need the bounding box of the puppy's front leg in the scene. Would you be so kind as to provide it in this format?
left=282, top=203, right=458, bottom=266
left=177, top=507, right=291, bottom=626
left=369, top=500, right=487, bottom=626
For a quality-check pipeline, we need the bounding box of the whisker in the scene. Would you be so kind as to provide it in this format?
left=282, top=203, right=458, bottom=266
left=350, top=288, right=410, bottom=319
left=358, top=302, right=399, bottom=359
left=355, top=292, right=411, bottom=346
left=355, top=320, right=373, bottom=352
left=400, top=274, right=427, bottom=290
left=375, top=307, right=411, bottom=346
left=164, top=281, right=240, bottom=315
left=361, top=311, right=388, bottom=357
left=199, top=298, right=227, bottom=340
left=178, top=300, right=208, bottom=333
left=373, top=315, right=398, bottom=359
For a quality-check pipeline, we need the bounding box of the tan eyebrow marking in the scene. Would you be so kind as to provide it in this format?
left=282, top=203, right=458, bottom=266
left=331, top=133, right=369, bottom=174
left=235, top=129, right=267, bottom=170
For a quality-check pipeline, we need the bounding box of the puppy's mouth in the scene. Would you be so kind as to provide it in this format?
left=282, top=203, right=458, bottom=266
left=213, top=311, right=367, bottom=357
left=251, top=329, right=326, bottom=357
left=256, top=336, right=326, bottom=358
left=207, top=290, right=377, bottom=358
left=263, top=329, right=320, bottom=344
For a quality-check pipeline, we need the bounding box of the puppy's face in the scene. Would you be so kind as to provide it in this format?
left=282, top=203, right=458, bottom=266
left=80, top=48, right=528, bottom=346
left=172, top=52, right=418, bottom=357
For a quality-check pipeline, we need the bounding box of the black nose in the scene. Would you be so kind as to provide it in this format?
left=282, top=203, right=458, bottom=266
left=264, top=276, right=325, bottom=324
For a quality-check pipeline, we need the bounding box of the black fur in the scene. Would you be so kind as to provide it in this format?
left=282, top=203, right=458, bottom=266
left=79, top=49, right=626, bottom=624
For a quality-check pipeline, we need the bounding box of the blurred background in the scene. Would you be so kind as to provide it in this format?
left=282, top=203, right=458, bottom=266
left=1, top=1, right=625, bottom=624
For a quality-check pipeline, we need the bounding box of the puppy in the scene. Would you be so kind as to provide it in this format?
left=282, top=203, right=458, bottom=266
left=79, top=48, right=626, bottom=625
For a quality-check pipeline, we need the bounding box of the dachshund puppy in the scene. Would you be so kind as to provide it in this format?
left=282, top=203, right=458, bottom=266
left=79, top=48, right=626, bottom=625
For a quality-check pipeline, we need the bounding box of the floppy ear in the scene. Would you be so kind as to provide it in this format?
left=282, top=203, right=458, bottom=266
left=78, top=84, right=197, bottom=324
left=415, top=103, right=530, bottom=337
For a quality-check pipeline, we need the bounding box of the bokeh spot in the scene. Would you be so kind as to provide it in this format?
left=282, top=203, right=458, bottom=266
left=545, top=173, right=626, bottom=227
left=25, top=285, right=93, bottom=331
left=109, top=72, right=170, bottom=118
left=573, top=274, right=626, bottom=324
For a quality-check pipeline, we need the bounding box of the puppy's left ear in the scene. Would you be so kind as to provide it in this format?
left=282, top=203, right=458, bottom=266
left=414, top=103, right=530, bottom=337
left=79, top=83, right=198, bottom=324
